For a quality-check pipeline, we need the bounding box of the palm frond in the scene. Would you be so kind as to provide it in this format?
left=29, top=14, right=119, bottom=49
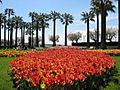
left=60, top=13, right=74, bottom=25
left=50, top=11, right=60, bottom=20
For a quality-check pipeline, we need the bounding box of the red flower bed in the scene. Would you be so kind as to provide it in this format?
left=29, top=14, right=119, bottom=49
left=9, top=48, right=116, bottom=89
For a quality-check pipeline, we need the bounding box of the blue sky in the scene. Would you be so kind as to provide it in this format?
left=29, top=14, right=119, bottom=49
left=0, top=0, right=118, bottom=45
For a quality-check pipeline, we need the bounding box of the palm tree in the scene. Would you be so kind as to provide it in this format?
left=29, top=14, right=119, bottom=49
left=9, top=19, right=14, bottom=48
left=20, top=21, right=27, bottom=48
left=101, top=0, right=115, bottom=49
left=39, top=13, right=50, bottom=47
left=26, top=22, right=32, bottom=48
left=90, top=0, right=115, bottom=49
left=3, top=16, right=7, bottom=48
left=91, top=0, right=101, bottom=49
left=5, top=8, right=14, bottom=48
left=29, top=12, right=37, bottom=48
left=0, top=13, right=4, bottom=48
left=60, top=13, right=74, bottom=46
left=11, top=16, right=23, bottom=48
left=117, top=0, right=120, bottom=48
left=50, top=11, right=60, bottom=46
left=34, top=13, right=42, bottom=47
left=81, top=11, right=95, bottom=48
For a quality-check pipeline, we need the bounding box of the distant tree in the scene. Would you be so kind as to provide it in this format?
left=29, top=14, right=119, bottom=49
left=89, top=30, right=97, bottom=42
left=67, top=33, right=75, bottom=43
left=74, top=32, right=82, bottom=43
left=81, top=11, right=95, bottom=48
left=106, top=27, right=117, bottom=42
left=49, top=35, right=60, bottom=44
left=68, top=32, right=82, bottom=43
left=60, top=13, right=74, bottom=46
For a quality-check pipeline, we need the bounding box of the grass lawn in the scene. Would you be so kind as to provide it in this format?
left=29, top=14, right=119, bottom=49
left=0, top=56, right=120, bottom=90
left=0, top=57, right=15, bottom=90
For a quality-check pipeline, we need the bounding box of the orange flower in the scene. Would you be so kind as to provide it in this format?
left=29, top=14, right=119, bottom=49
left=9, top=47, right=116, bottom=87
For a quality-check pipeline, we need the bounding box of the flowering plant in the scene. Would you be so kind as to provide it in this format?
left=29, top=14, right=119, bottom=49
left=0, top=49, right=31, bottom=57
left=9, top=48, right=116, bottom=89
left=93, top=49, right=120, bottom=56
left=85, top=49, right=120, bottom=56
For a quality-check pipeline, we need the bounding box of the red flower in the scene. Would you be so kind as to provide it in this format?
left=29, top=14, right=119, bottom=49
left=9, top=48, right=116, bottom=87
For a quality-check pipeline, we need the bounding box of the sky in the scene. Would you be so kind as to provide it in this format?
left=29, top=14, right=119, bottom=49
left=0, top=0, right=118, bottom=45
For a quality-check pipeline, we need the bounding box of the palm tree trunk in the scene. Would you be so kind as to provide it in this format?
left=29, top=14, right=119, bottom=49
left=31, top=16, right=34, bottom=48
left=65, top=23, right=68, bottom=46
left=0, top=23, right=1, bottom=48
left=87, top=20, right=90, bottom=48
left=28, top=36, right=31, bottom=48
left=36, top=21, right=39, bottom=47
left=0, top=14, right=1, bottom=48
left=22, top=27, right=25, bottom=47
left=10, top=25, right=13, bottom=48
left=8, top=23, right=10, bottom=48
left=53, top=20, right=56, bottom=46
left=28, top=28, right=31, bottom=48
left=118, top=0, right=120, bottom=48
left=101, top=1, right=106, bottom=49
left=15, top=25, right=18, bottom=48
left=101, top=13, right=103, bottom=48
left=31, top=30, right=33, bottom=48
left=101, top=11, right=107, bottom=49
left=96, top=13, right=99, bottom=49
left=21, top=27, right=23, bottom=47
left=4, top=22, right=6, bottom=48
left=42, top=26, right=45, bottom=47
left=7, top=13, right=11, bottom=48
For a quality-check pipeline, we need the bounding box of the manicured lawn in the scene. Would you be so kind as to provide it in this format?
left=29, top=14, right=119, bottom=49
left=0, top=57, right=15, bottom=90
left=0, top=56, right=120, bottom=90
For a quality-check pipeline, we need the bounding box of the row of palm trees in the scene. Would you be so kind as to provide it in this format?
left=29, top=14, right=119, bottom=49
left=0, top=0, right=120, bottom=49
left=81, top=0, right=119, bottom=49
left=27, top=11, right=73, bottom=47
left=0, top=9, right=74, bottom=48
